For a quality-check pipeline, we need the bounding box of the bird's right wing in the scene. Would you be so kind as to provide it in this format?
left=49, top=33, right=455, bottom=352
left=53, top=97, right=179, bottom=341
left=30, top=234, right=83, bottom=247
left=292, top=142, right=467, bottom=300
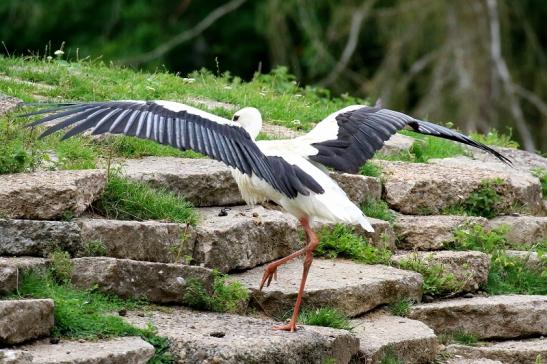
left=22, top=100, right=324, bottom=198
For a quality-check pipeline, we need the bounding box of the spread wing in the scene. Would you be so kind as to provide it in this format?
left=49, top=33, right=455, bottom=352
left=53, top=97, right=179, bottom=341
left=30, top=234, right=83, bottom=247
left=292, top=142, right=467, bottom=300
left=22, top=100, right=324, bottom=198
left=286, top=105, right=511, bottom=173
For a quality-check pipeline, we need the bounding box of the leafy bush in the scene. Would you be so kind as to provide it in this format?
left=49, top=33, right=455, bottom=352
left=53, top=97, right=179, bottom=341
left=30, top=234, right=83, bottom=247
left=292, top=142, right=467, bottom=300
left=298, top=308, right=352, bottom=330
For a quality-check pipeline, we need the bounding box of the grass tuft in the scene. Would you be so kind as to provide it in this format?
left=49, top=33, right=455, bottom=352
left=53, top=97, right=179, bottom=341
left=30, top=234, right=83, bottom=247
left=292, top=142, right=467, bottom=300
left=531, top=168, right=547, bottom=199
left=182, top=272, right=249, bottom=313
left=397, top=254, right=461, bottom=296
left=298, top=308, right=352, bottom=330
left=47, top=250, right=74, bottom=284
left=361, top=199, right=394, bottom=223
left=93, top=174, right=197, bottom=224
left=445, top=178, right=505, bottom=218
left=379, top=348, right=403, bottom=364
left=83, top=240, right=108, bottom=257
left=389, top=298, right=413, bottom=317
left=452, top=329, right=479, bottom=346
left=316, top=224, right=392, bottom=265
left=360, top=162, right=382, bottom=177
left=470, top=129, right=519, bottom=149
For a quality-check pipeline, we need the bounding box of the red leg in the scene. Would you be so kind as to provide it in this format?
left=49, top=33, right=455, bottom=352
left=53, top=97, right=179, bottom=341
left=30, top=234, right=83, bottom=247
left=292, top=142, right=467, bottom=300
left=273, top=218, right=319, bottom=332
left=259, top=218, right=311, bottom=290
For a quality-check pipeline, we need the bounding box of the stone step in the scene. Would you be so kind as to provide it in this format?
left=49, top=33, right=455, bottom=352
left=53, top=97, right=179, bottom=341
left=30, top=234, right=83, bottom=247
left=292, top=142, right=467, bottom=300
left=0, top=257, right=48, bottom=295
left=393, top=215, right=487, bottom=250
left=124, top=307, right=359, bottom=364
left=445, top=338, right=547, bottom=364
left=70, top=257, right=215, bottom=304
left=121, top=157, right=382, bottom=207
left=233, top=258, right=423, bottom=318
left=0, top=299, right=54, bottom=346
left=391, top=251, right=490, bottom=294
left=445, top=358, right=503, bottom=364
left=407, top=295, right=547, bottom=339
left=350, top=312, right=438, bottom=364
left=0, top=170, right=106, bottom=220
left=5, top=336, right=155, bottom=364
left=486, top=215, right=546, bottom=247
left=505, top=250, right=544, bottom=271
left=377, top=159, right=543, bottom=215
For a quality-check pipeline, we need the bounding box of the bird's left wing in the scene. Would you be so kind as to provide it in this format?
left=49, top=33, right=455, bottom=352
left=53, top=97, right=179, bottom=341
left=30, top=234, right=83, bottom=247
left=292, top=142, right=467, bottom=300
left=280, top=105, right=511, bottom=173
left=22, top=100, right=324, bottom=198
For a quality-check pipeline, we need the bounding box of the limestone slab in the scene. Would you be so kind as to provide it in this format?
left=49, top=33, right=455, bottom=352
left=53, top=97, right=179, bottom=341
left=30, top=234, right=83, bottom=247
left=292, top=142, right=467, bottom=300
left=0, top=257, right=48, bottom=295
left=0, top=94, right=21, bottom=115
left=446, top=338, right=547, bottom=364
left=350, top=313, right=437, bottom=364
left=393, top=215, right=488, bottom=250
left=0, top=219, right=82, bottom=257
left=487, top=215, right=547, bottom=247
left=329, top=172, right=382, bottom=204
left=18, top=336, right=155, bottom=364
left=408, top=295, right=547, bottom=339
left=125, top=307, right=360, bottom=364
left=0, top=299, right=54, bottom=346
left=391, top=251, right=490, bottom=293
left=71, top=257, right=215, bottom=303
left=378, top=159, right=543, bottom=215
left=233, top=258, right=423, bottom=317
left=0, top=170, right=106, bottom=220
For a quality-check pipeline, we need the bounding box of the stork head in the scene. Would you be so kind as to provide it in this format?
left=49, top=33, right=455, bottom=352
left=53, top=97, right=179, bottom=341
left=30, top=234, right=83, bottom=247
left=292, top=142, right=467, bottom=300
left=232, top=107, right=262, bottom=140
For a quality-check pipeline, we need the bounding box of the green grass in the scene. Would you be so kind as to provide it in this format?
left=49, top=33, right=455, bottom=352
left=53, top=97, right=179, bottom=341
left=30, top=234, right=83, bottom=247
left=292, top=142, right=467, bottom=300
left=182, top=272, right=249, bottom=314
left=83, top=240, right=108, bottom=257
left=47, top=250, right=74, bottom=284
left=360, top=162, right=381, bottom=177
left=92, top=174, right=197, bottom=224
left=388, top=298, right=413, bottom=317
left=298, top=308, right=352, bottom=330
left=361, top=199, right=394, bottom=223
left=531, top=168, right=547, bottom=199
left=397, top=254, right=462, bottom=296
left=452, top=224, right=546, bottom=295
left=99, top=136, right=203, bottom=159
left=9, top=271, right=173, bottom=363
left=315, top=224, right=392, bottom=265
left=379, top=349, right=403, bottom=364
left=444, top=178, right=505, bottom=218
left=470, top=129, right=519, bottom=149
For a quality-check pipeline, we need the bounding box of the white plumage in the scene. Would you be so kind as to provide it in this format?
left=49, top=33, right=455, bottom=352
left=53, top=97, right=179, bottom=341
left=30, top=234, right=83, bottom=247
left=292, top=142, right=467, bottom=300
left=23, top=99, right=510, bottom=332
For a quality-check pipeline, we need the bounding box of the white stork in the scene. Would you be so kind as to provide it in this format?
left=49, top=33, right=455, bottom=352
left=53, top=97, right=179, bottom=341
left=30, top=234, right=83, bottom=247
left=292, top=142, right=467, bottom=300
left=23, top=100, right=510, bottom=332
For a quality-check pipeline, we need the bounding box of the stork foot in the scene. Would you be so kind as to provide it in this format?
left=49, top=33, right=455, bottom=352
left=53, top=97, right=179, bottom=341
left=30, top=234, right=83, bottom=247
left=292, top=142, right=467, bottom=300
left=259, top=264, right=278, bottom=291
left=273, top=321, right=298, bottom=332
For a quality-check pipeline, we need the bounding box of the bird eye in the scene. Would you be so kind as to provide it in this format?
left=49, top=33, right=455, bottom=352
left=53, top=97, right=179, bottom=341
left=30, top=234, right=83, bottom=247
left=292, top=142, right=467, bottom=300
left=232, top=115, right=240, bottom=122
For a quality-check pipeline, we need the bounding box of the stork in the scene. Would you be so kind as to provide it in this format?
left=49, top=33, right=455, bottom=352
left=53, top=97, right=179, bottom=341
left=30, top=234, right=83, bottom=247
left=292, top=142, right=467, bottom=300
left=23, top=100, right=510, bottom=332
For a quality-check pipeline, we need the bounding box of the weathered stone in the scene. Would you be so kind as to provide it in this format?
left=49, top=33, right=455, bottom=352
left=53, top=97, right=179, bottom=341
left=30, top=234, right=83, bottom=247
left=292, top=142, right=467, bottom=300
left=380, top=133, right=415, bottom=156
left=0, top=299, right=54, bottom=346
left=0, top=170, right=106, bottom=220
left=0, top=219, right=82, bottom=256
left=391, top=251, right=490, bottom=293
left=470, top=146, right=547, bottom=174
left=192, top=205, right=301, bottom=272
left=394, top=215, right=488, bottom=250
left=125, top=307, right=360, bottom=364
left=487, top=215, right=547, bottom=247
left=18, top=337, right=155, bottom=364
left=0, top=349, right=32, bottom=364
left=0, top=257, right=48, bottom=295
left=261, top=122, right=304, bottom=139
left=329, top=172, right=382, bottom=204
left=446, top=359, right=503, bottom=364
left=378, top=159, right=543, bottom=215
left=0, top=93, right=21, bottom=115
left=505, top=250, right=545, bottom=271
left=122, top=157, right=242, bottom=207
left=77, top=218, right=193, bottom=262
left=350, top=313, right=437, bottom=364
left=185, top=96, right=238, bottom=111
left=233, top=258, right=423, bottom=317
left=407, top=295, right=547, bottom=339
left=446, top=338, right=547, bottom=364
left=71, top=257, right=215, bottom=303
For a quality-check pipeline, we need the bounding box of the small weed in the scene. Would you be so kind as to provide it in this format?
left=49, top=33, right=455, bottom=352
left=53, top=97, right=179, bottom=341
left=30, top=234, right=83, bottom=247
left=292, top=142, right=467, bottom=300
left=397, top=254, right=461, bottom=296
left=298, top=308, right=352, bottom=330
left=452, top=224, right=509, bottom=252
left=182, top=272, right=249, bottom=314
left=316, top=224, right=392, bottom=265
left=379, top=348, right=403, bottom=364
left=470, top=129, right=519, bottom=149
left=47, top=250, right=73, bottom=284
left=360, top=162, right=381, bottom=177
left=83, top=240, right=108, bottom=257
left=93, top=174, right=197, bottom=224
left=531, top=168, right=547, bottom=199
left=446, top=178, right=504, bottom=218
left=361, top=199, right=394, bottom=223
left=452, top=329, right=479, bottom=346
left=101, top=136, right=203, bottom=159
left=54, top=137, right=98, bottom=170
left=389, top=298, right=413, bottom=317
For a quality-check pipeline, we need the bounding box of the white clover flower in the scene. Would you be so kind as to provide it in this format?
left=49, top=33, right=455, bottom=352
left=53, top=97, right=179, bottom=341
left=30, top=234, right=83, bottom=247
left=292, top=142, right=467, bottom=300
left=54, top=50, right=64, bottom=57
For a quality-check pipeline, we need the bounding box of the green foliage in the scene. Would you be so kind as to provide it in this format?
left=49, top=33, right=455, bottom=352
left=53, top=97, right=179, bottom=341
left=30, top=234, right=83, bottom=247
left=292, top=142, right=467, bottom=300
left=298, top=308, right=352, bottom=330
left=379, top=349, right=403, bottom=364
left=397, top=254, right=461, bottom=296
left=101, top=136, right=203, bottom=159
left=47, top=250, right=74, bottom=284
left=389, top=298, right=413, bottom=317
left=316, top=224, right=392, bottom=265
left=182, top=273, right=249, bottom=314
left=452, top=329, right=479, bottom=346
left=531, top=168, right=547, bottom=199
left=361, top=199, right=394, bottom=223
left=452, top=224, right=546, bottom=295
left=446, top=178, right=504, bottom=218
left=470, top=129, right=519, bottom=149
left=54, top=137, right=98, bottom=170
left=93, top=174, right=196, bottom=224
left=0, top=117, right=42, bottom=174
left=83, top=240, right=108, bottom=257
left=360, top=162, right=381, bottom=177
